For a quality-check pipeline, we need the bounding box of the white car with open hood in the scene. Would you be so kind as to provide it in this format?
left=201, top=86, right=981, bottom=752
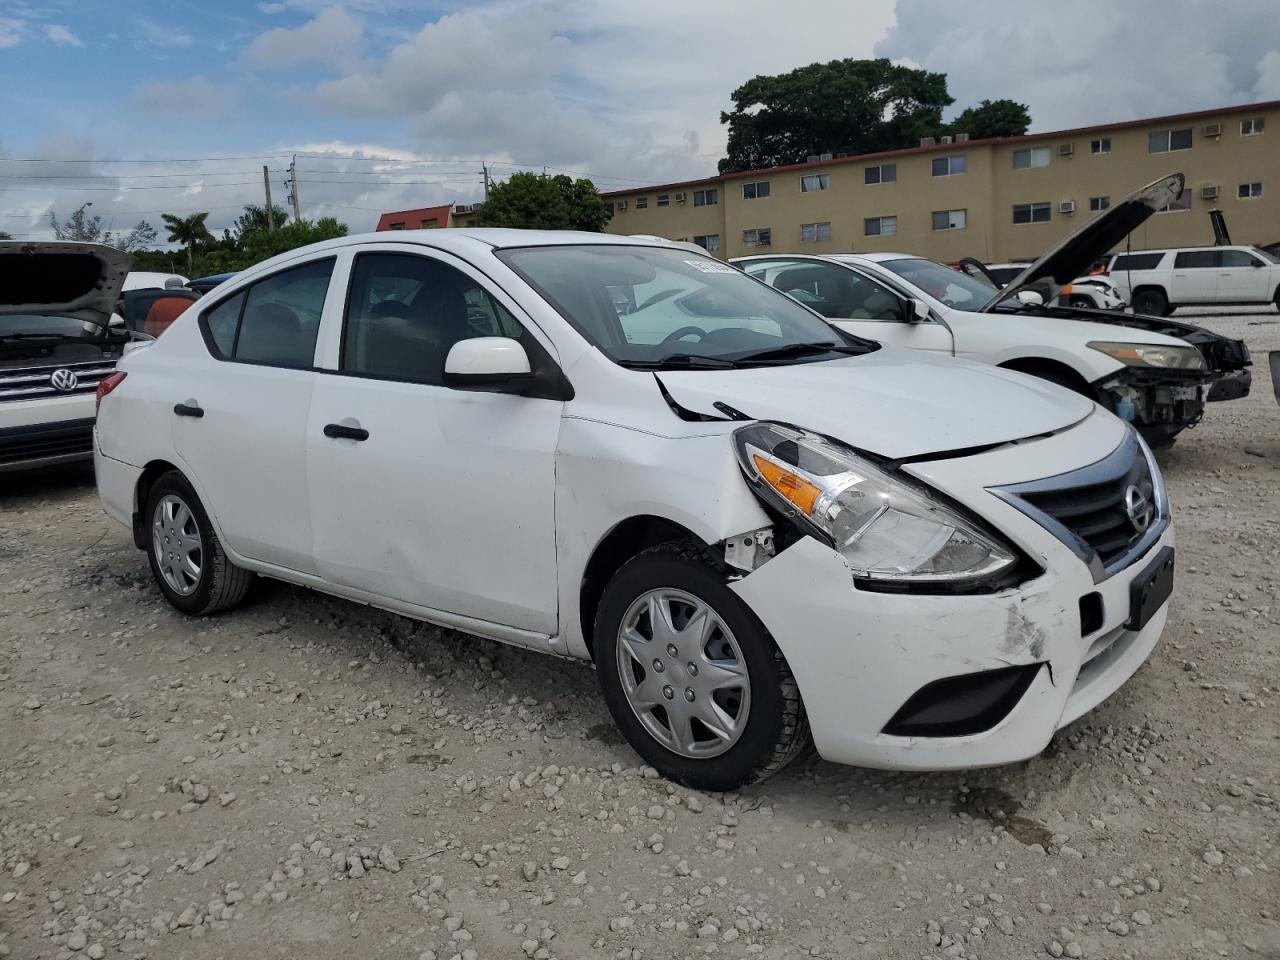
left=734, top=174, right=1252, bottom=448
left=0, top=241, right=140, bottom=473
left=96, top=229, right=1176, bottom=789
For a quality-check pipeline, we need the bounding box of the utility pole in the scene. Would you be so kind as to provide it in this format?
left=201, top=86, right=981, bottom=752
left=481, top=162, right=490, bottom=202
left=286, top=155, right=302, bottom=222
left=262, top=165, right=276, bottom=231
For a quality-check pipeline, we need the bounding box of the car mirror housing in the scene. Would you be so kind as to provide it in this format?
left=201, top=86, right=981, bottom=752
left=1015, top=289, right=1045, bottom=307
left=444, top=337, right=534, bottom=393
left=908, top=298, right=930, bottom=322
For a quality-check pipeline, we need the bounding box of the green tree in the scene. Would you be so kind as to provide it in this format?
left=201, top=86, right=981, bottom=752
left=473, top=172, right=611, bottom=231
left=161, top=212, right=215, bottom=272
left=231, top=203, right=291, bottom=241
left=0, top=231, right=11, bottom=240
left=719, top=58, right=953, bottom=173
left=947, top=99, right=1031, bottom=140
left=50, top=204, right=109, bottom=243
left=114, top=220, right=158, bottom=252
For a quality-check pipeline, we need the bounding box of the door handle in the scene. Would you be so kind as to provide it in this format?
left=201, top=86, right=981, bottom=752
left=323, top=423, right=369, bottom=441
left=173, top=403, right=204, bottom=418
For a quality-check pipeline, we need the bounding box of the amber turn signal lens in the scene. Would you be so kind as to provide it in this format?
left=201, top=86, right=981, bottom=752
left=752, top=454, right=821, bottom=516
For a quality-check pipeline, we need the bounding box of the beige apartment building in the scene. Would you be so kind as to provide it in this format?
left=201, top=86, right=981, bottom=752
left=602, top=100, right=1280, bottom=263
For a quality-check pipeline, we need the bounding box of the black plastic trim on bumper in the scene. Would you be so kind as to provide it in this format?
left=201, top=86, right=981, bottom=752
left=0, top=417, right=95, bottom=467
left=1207, top=368, right=1252, bottom=402
left=881, top=662, right=1043, bottom=738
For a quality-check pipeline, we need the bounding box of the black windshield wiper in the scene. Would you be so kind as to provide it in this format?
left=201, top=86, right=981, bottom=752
left=731, top=341, right=865, bottom=365
left=617, top=353, right=741, bottom=371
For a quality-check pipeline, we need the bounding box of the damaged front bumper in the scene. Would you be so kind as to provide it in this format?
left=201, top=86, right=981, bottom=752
left=1094, top=366, right=1209, bottom=441
left=729, top=412, right=1173, bottom=771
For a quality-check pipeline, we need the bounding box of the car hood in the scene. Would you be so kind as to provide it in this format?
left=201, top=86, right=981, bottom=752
left=656, top=348, right=1094, bottom=460
left=981, top=173, right=1185, bottom=312
left=0, top=241, right=133, bottom=327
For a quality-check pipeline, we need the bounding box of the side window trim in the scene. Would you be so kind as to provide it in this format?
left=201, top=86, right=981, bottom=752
left=196, top=255, right=338, bottom=369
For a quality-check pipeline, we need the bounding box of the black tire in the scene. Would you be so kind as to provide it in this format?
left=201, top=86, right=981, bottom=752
left=593, top=542, right=810, bottom=791
left=144, top=471, right=253, bottom=616
left=1065, top=294, right=1093, bottom=309
left=1132, top=288, right=1169, bottom=317
left=1137, top=423, right=1180, bottom=450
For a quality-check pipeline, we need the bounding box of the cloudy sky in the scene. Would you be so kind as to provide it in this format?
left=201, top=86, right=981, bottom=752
left=1, top=0, right=1277, bottom=248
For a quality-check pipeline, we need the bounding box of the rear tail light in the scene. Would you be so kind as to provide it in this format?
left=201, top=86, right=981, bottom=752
left=95, top=371, right=127, bottom=414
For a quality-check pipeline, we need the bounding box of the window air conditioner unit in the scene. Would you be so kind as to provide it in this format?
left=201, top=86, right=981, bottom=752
left=955, top=132, right=970, bottom=142
left=454, top=204, right=472, bottom=214
left=1058, top=142, right=1074, bottom=156
left=616, top=200, right=627, bottom=210
left=819, top=152, right=833, bottom=161
left=1059, top=200, right=1076, bottom=214
left=806, top=154, right=820, bottom=163
left=940, top=135, right=953, bottom=144
left=1203, top=123, right=1222, bottom=138
left=1200, top=184, right=1219, bottom=199
left=674, top=192, right=686, bottom=203
left=920, top=137, right=936, bottom=147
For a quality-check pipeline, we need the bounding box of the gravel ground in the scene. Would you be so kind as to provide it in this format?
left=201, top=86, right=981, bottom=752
left=1, top=309, right=1277, bottom=960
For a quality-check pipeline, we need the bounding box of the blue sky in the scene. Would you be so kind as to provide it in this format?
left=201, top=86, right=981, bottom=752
left=1, top=0, right=1277, bottom=245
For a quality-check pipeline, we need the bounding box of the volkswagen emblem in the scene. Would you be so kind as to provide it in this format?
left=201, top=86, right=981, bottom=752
left=1123, top=484, right=1154, bottom=533
left=50, top=368, right=79, bottom=392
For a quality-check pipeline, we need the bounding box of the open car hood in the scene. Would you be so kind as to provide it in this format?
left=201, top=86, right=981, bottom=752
left=657, top=349, right=1093, bottom=461
left=0, top=241, right=133, bottom=327
left=980, top=173, right=1185, bottom=312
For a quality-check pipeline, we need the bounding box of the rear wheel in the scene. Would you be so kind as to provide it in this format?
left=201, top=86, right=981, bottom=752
left=593, top=543, right=810, bottom=791
left=145, top=471, right=253, bottom=616
left=1065, top=294, right=1094, bottom=308
left=1132, top=288, right=1169, bottom=317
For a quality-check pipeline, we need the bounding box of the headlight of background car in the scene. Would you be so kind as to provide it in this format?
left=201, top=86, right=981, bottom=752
left=734, top=423, right=1016, bottom=584
left=1088, top=341, right=1206, bottom=370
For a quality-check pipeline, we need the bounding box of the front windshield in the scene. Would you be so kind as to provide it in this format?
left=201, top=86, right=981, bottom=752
left=497, top=245, right=867, bottom=368
left=0, top=315, right=95, bottom=338
left=880, top=258, right=999, bottom=310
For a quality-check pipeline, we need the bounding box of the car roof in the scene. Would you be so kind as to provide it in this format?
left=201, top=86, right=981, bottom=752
left=732, top=252, right=923, bottom=266
left=1111, top=245, right=1253, bottom=256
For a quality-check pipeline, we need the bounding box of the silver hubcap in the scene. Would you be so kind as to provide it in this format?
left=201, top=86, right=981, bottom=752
left=152, top=494, right=203, bottom=597
left=616, top=588, right=750, bottom=759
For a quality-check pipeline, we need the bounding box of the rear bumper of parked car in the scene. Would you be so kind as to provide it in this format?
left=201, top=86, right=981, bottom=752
left=94, top=436, right=143, bottom=529
left=732, top=527, right=1171, bottom=771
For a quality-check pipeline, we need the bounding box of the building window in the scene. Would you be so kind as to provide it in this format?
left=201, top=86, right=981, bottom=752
left=931, top=155, right=967, bottom=177
left=1156, top=189, right=1191, bottom=213
left=864, top=216, right=897, bottom=237
left=1012, top=202, right=1052, bottom=224
left=864, top=163, right=897, bottom=185
left=800, top=222, right=832, bottom=243
left=420, top=218, right=438, bottom=228
left=1089, top=196, right=1111, bottom=212
left=931, top=209, right=966, bottom=230
left=1241, top=117, right=1265, bottom=136
left=742, top=228, right=772, bottom=248
left=1090, top=137, right=1111, bottom=155
left=742, top=181, right=770, bottom=200
left=388, top=222, right=405, bottom=230
left=693, top=234, right=721, bottom=252
left=1012, top=147, right=1051, bottom=169
left=1148, top=128, right=1193, bottom=153
left=1238, top=181, right=1263, bottom=199
left=634, top=196, right=648, bottom=209
left=656, top=194, right=670, bottom=207
left=800, top=173, right=830, bottom=193
left=692, top=188, right=718, bottom=207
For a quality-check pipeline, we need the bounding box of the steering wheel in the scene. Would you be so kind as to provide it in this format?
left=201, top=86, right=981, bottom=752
left=661, top=325, right=707, bottom=344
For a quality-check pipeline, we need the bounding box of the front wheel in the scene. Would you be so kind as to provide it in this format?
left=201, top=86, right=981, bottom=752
left=1131, top=288, right=1169, bottom=317
left=593, top=543, right=810, bottom=791
left=144, top=471, right=253, bottom=616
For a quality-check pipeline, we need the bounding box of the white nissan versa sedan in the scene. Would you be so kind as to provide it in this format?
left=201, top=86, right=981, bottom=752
left=95, top=230, right=1176, bottom=790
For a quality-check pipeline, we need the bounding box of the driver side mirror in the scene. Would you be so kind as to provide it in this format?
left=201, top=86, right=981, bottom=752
left=444, top=337, right=533, bottom=393
left=1015, top=289, right=1045, bottom=307
left=904, top=298, right=930, bottom=322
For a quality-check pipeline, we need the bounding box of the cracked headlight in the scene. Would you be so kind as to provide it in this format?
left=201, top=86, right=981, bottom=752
left=1088, top=341, right=1206, bottom=370
left=734, top=422, right=1017, bottom=585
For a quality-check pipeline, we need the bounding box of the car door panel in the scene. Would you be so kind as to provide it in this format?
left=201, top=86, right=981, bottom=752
left=171, top=257, right=337, bottom=575
left=1170, top=250, right=1219, bottom=302
left=1217, top=249, right=1270, bottom=301
left=306, top=247, right=561, bottom=636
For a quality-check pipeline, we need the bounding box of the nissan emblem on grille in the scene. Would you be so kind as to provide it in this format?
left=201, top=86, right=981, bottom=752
left=50, top=368, right=79, bottom=392
left=1124, top=484, right=1153, bottom=533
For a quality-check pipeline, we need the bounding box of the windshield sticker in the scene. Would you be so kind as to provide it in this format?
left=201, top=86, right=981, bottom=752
left=684, top=259, right=738, bottom=274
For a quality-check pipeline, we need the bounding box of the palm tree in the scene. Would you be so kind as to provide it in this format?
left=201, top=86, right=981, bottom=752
left=161, top=212, right=214, bottom=272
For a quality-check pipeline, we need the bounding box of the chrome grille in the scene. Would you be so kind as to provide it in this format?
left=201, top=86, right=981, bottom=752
left=994, top=430, right=1168, bottom=582
left=0, top=359, right=118, bottom=402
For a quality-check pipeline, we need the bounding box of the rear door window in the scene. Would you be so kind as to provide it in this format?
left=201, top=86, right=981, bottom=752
left=200, top=258, right=335, bottom=368
left=1110, top=253, right=1165, bottom=271
left=1173, top=250, right=1220, bottom=269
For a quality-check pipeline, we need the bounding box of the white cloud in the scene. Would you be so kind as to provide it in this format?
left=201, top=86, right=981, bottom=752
left=134, top=17, right=194, bottom=49
left=0, top=16, right=24, bottom=47
left=243, top=5, right=364, bottom=68
left=1256, top=50, right=1280, bottom=99
left=258, top=2, right=287, bottom=12
left=133, top=77, right=237, bottom=123
left=876, top=0, right=1280, bottom=131
left=44, top=23, right=84, bottom=47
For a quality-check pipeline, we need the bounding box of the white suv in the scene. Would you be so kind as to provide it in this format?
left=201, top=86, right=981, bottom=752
left=1107, top=245, right=1280, bottom=315
left=0, top=242, right=136, bottom=473
left=96, top=230, right=1176, bottom=789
